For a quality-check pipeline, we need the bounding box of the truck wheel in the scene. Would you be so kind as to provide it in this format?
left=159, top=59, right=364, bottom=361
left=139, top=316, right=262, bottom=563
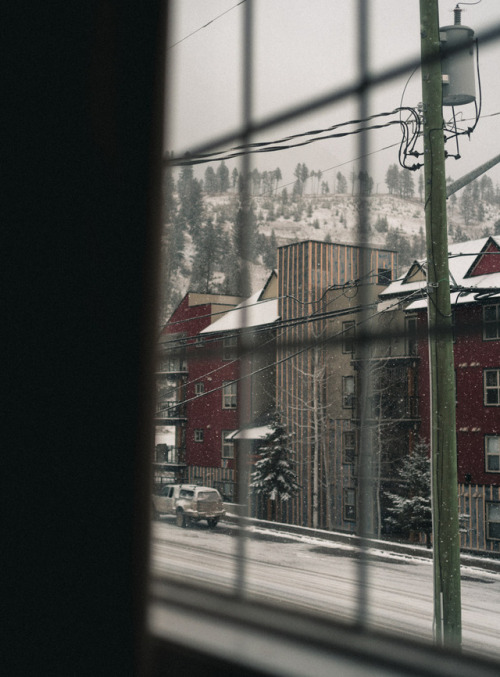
left=176, top=509, right=186, bottom=528
left=207, top=518, right=219, bottom=529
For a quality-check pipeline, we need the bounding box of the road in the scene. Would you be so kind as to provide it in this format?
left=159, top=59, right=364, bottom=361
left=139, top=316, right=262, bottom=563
left=150, top=518, right=500, bottom=660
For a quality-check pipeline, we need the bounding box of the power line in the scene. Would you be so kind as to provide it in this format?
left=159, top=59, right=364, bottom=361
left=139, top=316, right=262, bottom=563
left=167, top=0, right=246, bottom=50
left=168, top=108, right=421, bottom=168
left=156, top=287, right=425, bottom=415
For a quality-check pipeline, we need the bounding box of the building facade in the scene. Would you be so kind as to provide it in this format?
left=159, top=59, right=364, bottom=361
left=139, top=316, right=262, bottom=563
left=276, top=240, right=398, bottom=529
left=380, top=235, right=500, bottom=554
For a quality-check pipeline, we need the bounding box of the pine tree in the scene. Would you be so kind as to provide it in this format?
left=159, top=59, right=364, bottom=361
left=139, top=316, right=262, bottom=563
left=190, top=217, right=222, bottom=293
left=384, top=439, right=432, bottom=546
left=251, top=412, right=300, bottom=521
left=336, top=171, right=347, bottom=194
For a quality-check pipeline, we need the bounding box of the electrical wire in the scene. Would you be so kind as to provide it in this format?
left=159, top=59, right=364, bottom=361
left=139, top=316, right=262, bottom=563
left=168, top=108, right=422, bottom=172
left=167, top=0, right=246, bottom=50
left=156, top=287, right=425, bottom=415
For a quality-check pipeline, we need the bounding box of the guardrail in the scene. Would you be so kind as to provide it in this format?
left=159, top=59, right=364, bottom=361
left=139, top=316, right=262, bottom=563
left=222, top=505, right=500, bottom=573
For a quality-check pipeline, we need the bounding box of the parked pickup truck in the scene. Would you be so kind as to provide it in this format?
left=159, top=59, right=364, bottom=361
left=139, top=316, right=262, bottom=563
left=152, top=484, right=225, bottom=528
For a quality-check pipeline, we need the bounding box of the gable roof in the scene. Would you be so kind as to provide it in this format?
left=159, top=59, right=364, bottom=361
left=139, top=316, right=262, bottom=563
left=199, top=271, right=279, bottom=335
left=381, top=236, right=500, bottom=308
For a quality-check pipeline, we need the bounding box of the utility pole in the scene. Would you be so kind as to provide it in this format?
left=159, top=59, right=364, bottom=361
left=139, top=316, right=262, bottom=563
left=419, top=0, right=462, bottom=647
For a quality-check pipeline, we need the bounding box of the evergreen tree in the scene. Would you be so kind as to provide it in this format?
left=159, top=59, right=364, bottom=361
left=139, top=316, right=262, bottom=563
left=336, top=171, right=347, bottom=194
left=177, top=165, right=204, bottom=238
left=401, top=170, right=415, bottom=199
left=385, top=164, right=399, bottom=195
left=273, top=167, right=282, bottom=193
left=190, top=217, right=222, bottom=293
left=460, top=183, right=475, bottom=225
left=418, top=172, right=424, bottom=202
left=262, top=230, right=277, bottom=269
left=385, top=227, right=413, bottom=272
left=384, top=439, right=432, bottom=546
left=232, top=167, right=239, bottom=190
left=216, top=161, right=230, bottom=193
left=204, top=166, right=218, bottom=194
left=251, top=412, right=300, bottom=521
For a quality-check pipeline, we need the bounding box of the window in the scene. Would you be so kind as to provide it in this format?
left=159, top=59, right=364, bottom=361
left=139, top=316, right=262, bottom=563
left=195, top=382, right=204, bottom=395
left=343, top=430, right=356, bottom=464
left=194, top=429, right=204, bottom=443
left=222, top=431, right=235, bottom=459
left=214, top=480, right=235, bottom=501
left=484, top=304, right=500, bottom=340
left=223, top=335, right=238, bottom=360
left=377, top=268, right=392, bottom=285
left=485, top=436, right=500, bottom=472
left=342, top=321, right=355, bottom=354
left=484, top=369, right=500, bottom=406
left=343, top=488, right=356, bottom=521
left=486, top=502, right=500, bottom=540
left=406, top=315, right=418, bottom=356
left=342, top=375, right=355, bottom=409
left=222, top=381, right=237, bottom=409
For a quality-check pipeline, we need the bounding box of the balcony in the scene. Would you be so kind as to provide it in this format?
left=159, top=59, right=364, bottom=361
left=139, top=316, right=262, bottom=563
left=155, top=359, right=188, bottom=375
left=154, top=401, right=187, bottom=422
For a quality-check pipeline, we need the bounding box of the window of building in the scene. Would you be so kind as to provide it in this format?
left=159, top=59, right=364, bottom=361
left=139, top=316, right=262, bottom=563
left=223, top=335, right=238, bottom=360
left=377, top=268, right=392, bottom=285
left=342, top=321, right=355, bottom=354
left=214, top=480, right=235, bottom=501
left=343, top=430, right=356, bottom=464
left=484, top=304, right=500, bottom=340
left=484, top=369, right=500, bottom=406
left=195, top=382, right=204, bottom=395
left=194, top=429, right=204, bottom=443
left=342, top=375, right=355, bottom=409
left=222, top=431, right=235, bottom=459
left=406, top=315, right=418, bottom=356
left=486, top=502, right=500, bottom=540
left=343, top=488, right=356, bottom=521
left=222, top=381, right=237, bottom=409
left=485, top=436, right=500, bottom=472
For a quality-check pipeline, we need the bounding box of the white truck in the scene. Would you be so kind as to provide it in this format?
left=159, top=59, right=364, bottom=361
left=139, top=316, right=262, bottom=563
left=152, top=484, right=225, bottom=528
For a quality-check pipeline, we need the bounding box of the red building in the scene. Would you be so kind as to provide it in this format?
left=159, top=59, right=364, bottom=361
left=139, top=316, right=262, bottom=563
left=155, top=291, right=242, bottom=486
left=383, top=236, right=500, bottom=553
left=156, top=274, right=278, bottom=502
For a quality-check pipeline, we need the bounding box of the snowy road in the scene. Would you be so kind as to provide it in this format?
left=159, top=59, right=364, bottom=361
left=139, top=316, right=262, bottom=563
left=150, top=519, right=500, bottom=660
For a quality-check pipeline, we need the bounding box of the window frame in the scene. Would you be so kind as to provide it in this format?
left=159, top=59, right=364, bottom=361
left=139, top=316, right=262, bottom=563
left=221, top=430, right=236, bottom=459
left=485, top=435, right=500, bottom=473
left=342, top=429, right=356, bottom=465
left=194, top=429, right=204, bottom=443
left=486, top=501, right=500, bottom=541
left=484, top=369, right=500, bottom=406
left=223, top=335, right=238, bottom=360
left=222, top=381, right=237, bottom=409
left=343, top=487, right=356, bottom=522
left=195, top=382, right=204, bottom=395
left=342, top=375, right=355, bottom=409
left=483, top=304, right=500, bottom=341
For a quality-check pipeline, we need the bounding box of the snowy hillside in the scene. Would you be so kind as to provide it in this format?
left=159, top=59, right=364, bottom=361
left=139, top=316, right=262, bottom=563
left=161, top=188, right=500, bottom=324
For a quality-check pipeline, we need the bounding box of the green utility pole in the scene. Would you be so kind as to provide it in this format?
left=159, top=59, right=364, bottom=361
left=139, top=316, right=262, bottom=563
left=419, top=0, right=462, bottom=647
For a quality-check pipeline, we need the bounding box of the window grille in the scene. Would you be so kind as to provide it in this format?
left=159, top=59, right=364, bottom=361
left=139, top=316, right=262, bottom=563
left=152, top=1, right=500, bottom=673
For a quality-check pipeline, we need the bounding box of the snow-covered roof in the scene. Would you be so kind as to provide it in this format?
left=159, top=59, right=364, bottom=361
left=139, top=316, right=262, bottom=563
left=200, top=289, right=279, bottom=334
left=227, top=425, right=272, bottom=440
left=381, top=236, right=500, bottom=310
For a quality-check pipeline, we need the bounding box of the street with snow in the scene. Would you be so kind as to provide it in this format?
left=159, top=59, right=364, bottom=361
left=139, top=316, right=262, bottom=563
left=150, top=518, right=500, bottom=660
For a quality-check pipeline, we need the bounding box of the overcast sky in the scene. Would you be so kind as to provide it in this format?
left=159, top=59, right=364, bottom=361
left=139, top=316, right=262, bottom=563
left=165, top=0, right=500, bottom=192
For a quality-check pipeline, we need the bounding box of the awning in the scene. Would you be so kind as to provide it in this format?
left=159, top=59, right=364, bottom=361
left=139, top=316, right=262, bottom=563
left=227, top=425, right=272, bottom=441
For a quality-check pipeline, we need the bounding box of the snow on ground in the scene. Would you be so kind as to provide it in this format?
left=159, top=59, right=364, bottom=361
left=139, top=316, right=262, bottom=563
left=151, top=518, right=500, bottom=660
